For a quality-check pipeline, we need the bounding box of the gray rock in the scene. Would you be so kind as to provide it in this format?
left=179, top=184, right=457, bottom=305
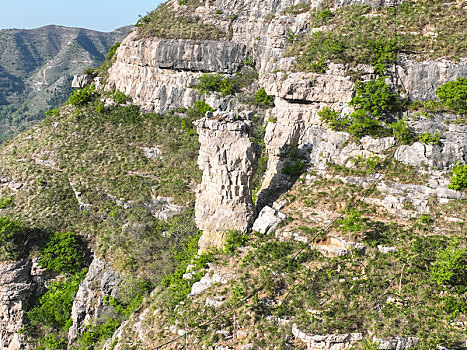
left=373, top=336, right=419, bottom=350
left=378, top=245, right=398, bottom=254
left=141, top=146, right=162, bottom=160
left=0, top=260, right=34, bottom=350
left=8, top=181, right=24, bottom=191
left=292, top=323, right=363, bottom=349
left=68, top=257, right=124, bottom=345
left=253, top=206, right=287, bottom=234
left=71, top=74, right=93, bottom=88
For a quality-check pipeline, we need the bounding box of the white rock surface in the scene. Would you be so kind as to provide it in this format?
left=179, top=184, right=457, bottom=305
left=253, top=206, right=287, bottom=234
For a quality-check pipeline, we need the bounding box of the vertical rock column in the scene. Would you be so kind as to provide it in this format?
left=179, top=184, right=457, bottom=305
left=0, top=260, right=34, bottom=350
left=194, top=111, right=259, bottom=252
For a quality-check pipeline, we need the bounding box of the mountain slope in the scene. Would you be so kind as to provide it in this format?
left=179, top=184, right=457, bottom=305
left=0, top=25, right=131, bottom=142
left=0, top=0, right=466, bottom=349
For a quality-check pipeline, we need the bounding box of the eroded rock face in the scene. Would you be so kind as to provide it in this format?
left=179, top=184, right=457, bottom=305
left=68, top=257, right=124, bottom=345
left=194, top=111, right=260, bottom=251
left=0, top=260, right=34, bottom=350
left=107, top=31, right=250, bottom=113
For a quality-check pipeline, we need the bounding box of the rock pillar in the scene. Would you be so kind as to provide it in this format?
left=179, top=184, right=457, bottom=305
left=194, top=111, right=259, bottom=252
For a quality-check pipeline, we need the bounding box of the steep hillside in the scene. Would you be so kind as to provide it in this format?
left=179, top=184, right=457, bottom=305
left=0, top=0, right=466, bottom=350
left=0, top=25, right=131, bottom=142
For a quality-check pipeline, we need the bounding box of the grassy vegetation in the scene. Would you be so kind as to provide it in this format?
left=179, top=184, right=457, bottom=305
left=0, top=86, right=204, bottom=281
left=287, top=0, right=467, bottom=72
left=136, top=2, right=225, bottom=40
left=140, top=193, right=466, bottom=349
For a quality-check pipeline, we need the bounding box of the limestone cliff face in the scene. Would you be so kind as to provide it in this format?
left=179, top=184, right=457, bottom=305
left=0, top=259, right=52, bottom=350
left=106, top=0, right=467, bottom=239
left=68, top=257, right=124, bottom=345
left=0, top=261, right=32, bottom=350
left=107, top=30, right=250, bottom=112
left=195, top=111, right=260, bottom=251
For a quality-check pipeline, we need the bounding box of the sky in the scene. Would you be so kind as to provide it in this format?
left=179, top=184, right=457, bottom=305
left=0, top=0, right=164, bottom=32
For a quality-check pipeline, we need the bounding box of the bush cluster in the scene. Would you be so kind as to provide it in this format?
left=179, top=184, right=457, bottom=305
left=39, top=231, right=86, bottom=274
left=68, top=85, right=95, bottom=107
left=448, top=162, right=467, bottom=190
left=254, top=87, right=275, bottom=107
left=436, top=77, right=467, bottom=115
left=0, top=216, right=25, bottom=258
left=27, top=269, right=87, bottom=330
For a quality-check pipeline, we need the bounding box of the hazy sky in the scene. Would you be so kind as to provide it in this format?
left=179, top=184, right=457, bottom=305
left=0, top=0, right=164, bottom=32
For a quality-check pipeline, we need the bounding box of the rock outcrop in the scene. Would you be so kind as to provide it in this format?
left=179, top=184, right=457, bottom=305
left=68, top=257, right=124, bottom=344
left=0, top=261, right=34, bottom=350
left=292, top=323, right=363, bottom=350
left=195, top=111, right=260, bottom=251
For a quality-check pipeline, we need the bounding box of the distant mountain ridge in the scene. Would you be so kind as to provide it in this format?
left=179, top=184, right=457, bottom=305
left=0, top=24, right=132, bottom=142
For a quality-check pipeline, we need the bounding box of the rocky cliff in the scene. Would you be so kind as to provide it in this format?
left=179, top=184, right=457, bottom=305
left=0, top=0, right=466, bottom=349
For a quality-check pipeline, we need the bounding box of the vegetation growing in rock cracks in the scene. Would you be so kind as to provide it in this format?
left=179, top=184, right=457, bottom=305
left=0, top=216, right=26, bottom=259
left=253, top=87, right=275, bottom=107
left=318, top=77, right=413, bottom=141
left=194, top=71, right=258, bottom=96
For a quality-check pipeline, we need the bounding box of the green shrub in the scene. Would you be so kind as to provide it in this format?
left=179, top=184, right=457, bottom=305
left=347, top=109, right=387, bottom=138
left=448, top=161, right=467, bottom=190
left=318, top=107, right=350, bottom=131
left=187, top=100, right=213, bottom=118
left=161, top=231, right=214, bottom=306
left=309, top=9, right=335, bottom=26
left=39, top=231, right=86, bottom=274
left=390, top=119, right=414, bottom=145
left=224, top=230, right=249, bottom=253
left=27, top=269, right=87, bottom=330
left=354, top=155, right=381, bottom=173
left=336, top=209, right=368, bottom=233
left=79, top=318, right=120, bottom=347
left=350, top=77, right=402, bottom=120
left=0, top=196, right=13, bottom=209
left=106, top=42, right=121, bottom=60
left=418, top=131, right=442, bottom=145
left=254, top=88, right=275, bottom=107
left=112, top=90, right=130, bottom=105
left=430, top=240, right=466, bottom=286
left=281, top=3, right=310, bottom=15
left=34, top=334, right=68, bottom=350
left=194, top=72, right=257, bottom=96
left=68, top=85, right=95, bottom=107
left=282, top=160, right=305, bottom=176
left=194, top=73, right=235, bottom=96
left=44, top=108, right=60, bottom=118
left=436, top=77, right=467, bottom=115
